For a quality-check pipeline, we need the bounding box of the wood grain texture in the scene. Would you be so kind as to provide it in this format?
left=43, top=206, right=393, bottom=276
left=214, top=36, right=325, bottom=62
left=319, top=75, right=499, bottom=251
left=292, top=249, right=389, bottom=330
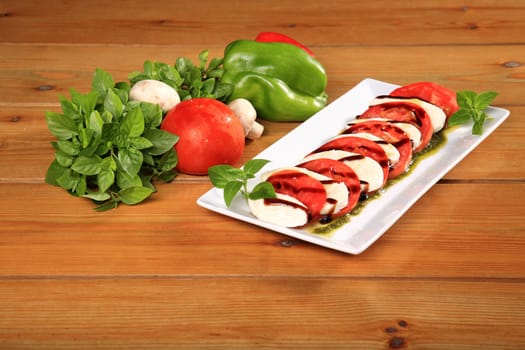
left=1, top=279, right=524, bottom=349
left=1, top=0, right=524, bottom=46
left=1, top=44, right=524, bottom=105
left=0, top=0, right=524, bottom=348
left=0, top=182, right=523, bottom=278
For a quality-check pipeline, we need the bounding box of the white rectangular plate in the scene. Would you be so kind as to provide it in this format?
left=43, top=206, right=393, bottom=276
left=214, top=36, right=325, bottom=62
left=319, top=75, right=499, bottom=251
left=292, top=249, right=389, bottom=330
left=197, top=78, right=510, bottom=254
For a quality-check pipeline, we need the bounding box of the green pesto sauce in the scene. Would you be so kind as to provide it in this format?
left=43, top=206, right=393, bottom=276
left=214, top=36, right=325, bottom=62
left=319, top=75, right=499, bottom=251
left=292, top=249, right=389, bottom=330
left=308, top=129, right=449, bottom=237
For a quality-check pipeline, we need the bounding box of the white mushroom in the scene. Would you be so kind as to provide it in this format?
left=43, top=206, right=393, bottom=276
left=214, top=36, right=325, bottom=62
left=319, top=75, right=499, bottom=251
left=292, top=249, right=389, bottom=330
left=228, top=98, right=264, bottom=140
left=129, top=79, right=180, bottom=112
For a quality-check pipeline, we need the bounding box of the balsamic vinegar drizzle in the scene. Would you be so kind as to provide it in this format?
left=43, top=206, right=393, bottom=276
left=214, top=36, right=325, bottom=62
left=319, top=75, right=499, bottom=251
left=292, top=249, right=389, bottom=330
left=308, top=125, right=448, bottom=236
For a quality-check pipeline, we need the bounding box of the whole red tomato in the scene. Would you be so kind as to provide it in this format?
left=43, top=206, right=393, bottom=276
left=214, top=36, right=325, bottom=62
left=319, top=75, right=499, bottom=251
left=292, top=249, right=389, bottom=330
left=161, top=98, right=245, bottom=175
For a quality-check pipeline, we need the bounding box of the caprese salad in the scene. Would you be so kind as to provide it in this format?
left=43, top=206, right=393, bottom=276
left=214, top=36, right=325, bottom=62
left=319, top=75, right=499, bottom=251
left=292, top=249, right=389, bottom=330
left=247, top=81, right=459, bottom=228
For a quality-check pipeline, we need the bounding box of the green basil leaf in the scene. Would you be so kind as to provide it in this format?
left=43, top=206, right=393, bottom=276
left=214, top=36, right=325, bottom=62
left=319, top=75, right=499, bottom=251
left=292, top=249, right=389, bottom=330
left=456, top=90, right=477, bottom=109
left=162, top=78, right=183, bottom=91
left=102, top=156, right=117, bottom=171
left=140, top=174, right=156, bottom=191
left=447, top=108, right=472, bottom=127
left=159, top=63, right=183, bottom=86
left=78, top=136, right=101, bottom=157
left=100, top=110, right=113, bottom=124
left=88, top=110, right=104, bottom=137
left=248, top=181, right=277, bottom=200
left=92, top=68, right=114, bottom=97
left=57, top=140, right=80, bottom=156
left=94, top=199, right=119, bottom=212
left=143, top=128, right=179, bottom=155
left=190, top=78, right=203, bottom=97
left=198, top=50, right=209, bottom=70
left=97, top=169, right=115, bottom=193
left=120, top=106, right=144, bottom=138
left=472, top=120, right=485, bottom=135
left=46, top=111, right=78, bottom=140
left=56, top=169, right=79, bottom=191
left=140, top=102, right=163, bottom=129
left=79, top=127, right=95, bottom=149
left=59, top=96, right=80, bottom=120
left=208, top=165, right=244, bottom=188
left=143, top=60, right=156, bottom=77
left=243, top=159, right=271, bottom=176
left=156, top=170, right=176, bottom=183
left=475, top=91, right=498, bottom=110
left=83, top=191, right=111, bottom=202
left=202, top=78, right=215, bottom=95
left=118, top=186, right=153, bottom=205
left=207, top=57, right=223, bottom=72
left=95, top=143, right=110, bottom=156
left=207, top=68, right=224, bottom=79
left=74, top=175, right=87, bottom=195
left=156, top=148, right=178, bottom=171
left=55, top=149, right=74, bottom=167
left=213, top=83, right=233, bottom=101
left=178, top=90, right=191, bottom=101
left=118, top=147, right=143, bottom=176
left=70, top=89, right=98, bottom=117
left=116, top=169, right=142, bottom=189
left=115, top=81, right=130, bottom=93
left=131, top=137, right=154, bottom=150
left=112, top=87, right=129, bottom=105
left=45, top=159, right=67, bottom=186
left=71, top=155, right=102, bottom=175
left=102, top=122, right=120, bottom=144
left=128, top=71, right=149, bottom=84
left=104, top=88, right=124, bottom=118
left=175, top=57, right=192, bottom=76
left=143, top=153, right=154, bottom=166
left=223, top=181, right=243, bottom=207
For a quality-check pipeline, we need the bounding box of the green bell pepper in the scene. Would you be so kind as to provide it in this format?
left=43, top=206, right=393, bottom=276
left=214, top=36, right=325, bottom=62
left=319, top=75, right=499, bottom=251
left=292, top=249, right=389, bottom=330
left=222, top=39, right=328, bottom=122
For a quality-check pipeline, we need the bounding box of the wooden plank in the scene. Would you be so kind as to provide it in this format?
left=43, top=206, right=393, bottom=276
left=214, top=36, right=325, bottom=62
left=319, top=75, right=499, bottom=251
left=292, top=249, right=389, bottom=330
left=0, top=278, right=524, bottom=349
left=1, top=0, right=524, bottom=46
left=1, top=182, right=523, bottom=278
left=1, top=105, right=523, bottom=182
left=0, top=44, right=523, bottom=105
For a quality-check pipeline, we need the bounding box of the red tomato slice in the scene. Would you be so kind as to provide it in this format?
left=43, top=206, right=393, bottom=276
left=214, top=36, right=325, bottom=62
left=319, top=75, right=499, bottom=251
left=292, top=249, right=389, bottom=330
left=390, top=81, right=459, bottom=118
left=266, top=169, right=327, bottom=218
left=345, top=120, right=413, bottom=179
left=255, top=31, right=315, bottom=57
left=298, top=158, right=361, bottom=218
left=359, top=102, right=433, bottom=152
left=313, top=135, right=390, bottom=187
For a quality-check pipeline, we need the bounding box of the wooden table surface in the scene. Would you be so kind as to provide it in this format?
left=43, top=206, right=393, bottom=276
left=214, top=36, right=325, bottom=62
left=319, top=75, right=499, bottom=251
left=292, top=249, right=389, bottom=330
left=1, top=0, right=524, bottom=348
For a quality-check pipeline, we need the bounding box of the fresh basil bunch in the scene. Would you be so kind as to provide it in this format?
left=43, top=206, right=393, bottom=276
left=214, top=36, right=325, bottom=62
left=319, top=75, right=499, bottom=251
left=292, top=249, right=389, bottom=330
left=448, top=90, right=499, bottom=135
left=45, top=68, right=179, bottom=211
left=128, top=50, right=233, bottom=101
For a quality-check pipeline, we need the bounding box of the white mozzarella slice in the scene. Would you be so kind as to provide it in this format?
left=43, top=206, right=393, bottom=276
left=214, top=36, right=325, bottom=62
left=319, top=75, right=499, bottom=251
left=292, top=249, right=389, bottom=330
left=248, top=193, right=309, bottom=228
left=320, top=180, right=349, bottom=216
left=370, top=96, right=447, bottom=132
left=337, top=132, right=400, bottom=166
left=262, top=167, right=348, bottom=217
left=301, top=150, right=384, bottom=193
left=388, top=122, right=422, bottom=150
left=348, top=118, right=422, bottom=150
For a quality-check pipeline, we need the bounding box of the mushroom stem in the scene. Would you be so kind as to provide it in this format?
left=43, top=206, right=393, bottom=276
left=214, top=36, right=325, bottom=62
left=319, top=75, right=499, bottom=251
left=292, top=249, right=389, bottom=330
left=228, top=98, right=264, bottom=140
